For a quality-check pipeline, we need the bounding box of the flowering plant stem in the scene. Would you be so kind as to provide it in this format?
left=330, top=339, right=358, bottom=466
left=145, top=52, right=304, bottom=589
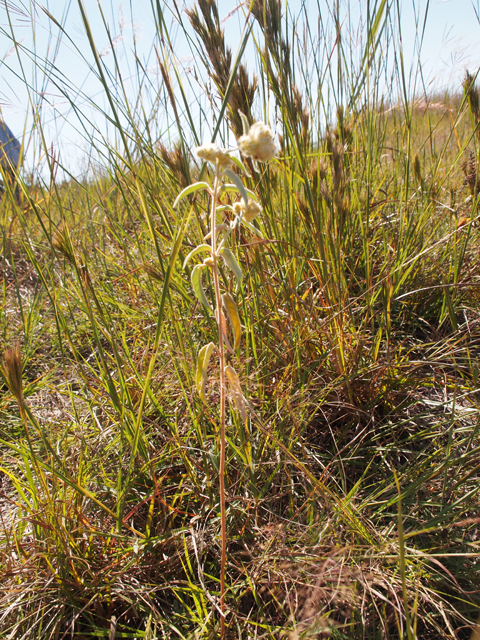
left=183, top=121, right=275, bottom=637
left=210, top=162, right=227, bottom=635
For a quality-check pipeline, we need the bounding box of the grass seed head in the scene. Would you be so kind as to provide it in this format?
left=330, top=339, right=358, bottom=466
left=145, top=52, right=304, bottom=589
left=52, top=226, right=75, bottom=264
left=2, top=342, right=23, bottom=405
left=158, top=141, right=190, bottom=188
left=186, top=0, right=257, bottom=137
left=251, top=0, right=282, bottom=48
left=463, top=71, right=480, bottom=122
left=143, top=262, right=164, bottom=281
left=413, top=153, right=422, bottom=185
left=462, top=152, right=479, bottom=196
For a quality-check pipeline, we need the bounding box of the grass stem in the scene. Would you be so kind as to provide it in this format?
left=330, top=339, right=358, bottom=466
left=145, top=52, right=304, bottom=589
left=210, top=162, right=227, bottom=636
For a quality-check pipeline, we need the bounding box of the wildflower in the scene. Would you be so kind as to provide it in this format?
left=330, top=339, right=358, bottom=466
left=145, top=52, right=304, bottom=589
left=232, top=199, right=262, bottom=223
left=238, top=121, right=276, bottom=163
left=195, top=142, right=233, bottom=169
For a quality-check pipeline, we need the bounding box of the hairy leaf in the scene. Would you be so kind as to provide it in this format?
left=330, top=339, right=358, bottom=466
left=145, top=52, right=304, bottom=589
left=220, top=248, right=243, bottom=292
left=219, top=183, right=257, bottom=202
left=223, top=168, right=249, bottom=207
left=230, top=153, right=252, bottom=178
left=222, top=292, right=242, bottom=350
left=173, top=182, right=211, bottom=208
left=217, top=307, right=233, bottom=354
left=191, top=264, right=211, bottom=310
left=241, top=219, right=264, bottom=237
left=225, top=365, right=247, bottom=421
left=183, top=244, right=213, bottom=269
left=196, top=342, right=215, bottom=402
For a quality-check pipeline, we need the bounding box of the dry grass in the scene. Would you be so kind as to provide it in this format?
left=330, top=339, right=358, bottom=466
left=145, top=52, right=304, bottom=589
left=1, top=1, right=480, bottom=638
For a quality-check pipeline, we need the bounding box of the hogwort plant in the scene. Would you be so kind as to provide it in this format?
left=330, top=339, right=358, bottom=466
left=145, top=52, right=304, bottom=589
left=173, top=112, right=276, bottom=635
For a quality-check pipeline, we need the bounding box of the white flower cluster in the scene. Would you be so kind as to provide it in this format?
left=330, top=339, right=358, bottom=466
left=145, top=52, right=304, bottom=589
left=195, top=142, right=233, bottom=170
left=232, top=199, right=262, bottom=223
left=238, top=121, right=276, bottom=163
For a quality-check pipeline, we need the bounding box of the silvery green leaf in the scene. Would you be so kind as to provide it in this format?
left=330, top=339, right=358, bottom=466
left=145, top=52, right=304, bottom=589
left=220, top=247, right=243, bottom=293
left=196, top=342, right=215, bottom=402
left=223, top=169, right=249, bottom=208
left=183, top=244, right=213, bottom=269
left=222, top=293, right=242, bottom=350
left=225, top=365, right=247, bottom=421
left=191, top=264, right=211, bottom=310
left=219, top=183, right=257, bottom=201
left=242, top=219, right=264, bottom=238
left=173, top=182, right=211, bottom=208
left=230, top=154, right=252, bottom=178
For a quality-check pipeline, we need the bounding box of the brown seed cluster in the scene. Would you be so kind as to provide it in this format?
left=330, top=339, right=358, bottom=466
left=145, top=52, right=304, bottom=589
left=463, top=70, right=480, bottom=125
left=186, top=0, right=257, bottom=137
left=157, top=141, right=191, bottom=189
left=462, top=151, right=479, bottom=196
left=2, top=342, right=23, bottom=405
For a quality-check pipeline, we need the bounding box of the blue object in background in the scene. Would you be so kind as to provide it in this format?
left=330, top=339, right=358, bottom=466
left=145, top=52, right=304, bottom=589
left=0, top=120, right=21, bottom=170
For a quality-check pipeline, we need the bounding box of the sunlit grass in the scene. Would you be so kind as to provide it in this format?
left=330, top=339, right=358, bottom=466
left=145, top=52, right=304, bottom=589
left=1, top=1, right=480, bottom=638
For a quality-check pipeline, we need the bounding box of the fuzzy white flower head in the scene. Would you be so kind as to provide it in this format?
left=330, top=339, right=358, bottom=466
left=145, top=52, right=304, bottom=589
left=237, top=116, right=276, bottom=163
left=233, top=199, right=262, bottom=223
left=195, top=142, right=233, bottom=169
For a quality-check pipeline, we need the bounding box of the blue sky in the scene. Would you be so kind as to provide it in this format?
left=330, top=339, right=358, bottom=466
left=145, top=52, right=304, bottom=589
left=1, top=0, right=480, bottom=177
left=416, top=0, right=480, bottom=86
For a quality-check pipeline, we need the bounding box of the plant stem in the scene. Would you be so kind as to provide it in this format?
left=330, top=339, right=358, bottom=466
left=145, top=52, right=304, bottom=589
left=211, top=161, right=227, bottom=636
left=394, top=471, right=414, bottom=640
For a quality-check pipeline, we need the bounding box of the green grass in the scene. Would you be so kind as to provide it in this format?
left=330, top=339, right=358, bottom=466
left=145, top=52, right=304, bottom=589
left=1, top=0, right=480, bottom=638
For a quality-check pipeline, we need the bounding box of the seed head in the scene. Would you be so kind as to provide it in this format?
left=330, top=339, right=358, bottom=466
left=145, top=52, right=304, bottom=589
left=142, top=262, right=163, bottom=281
left=195, top=143, right=233, bottom=170
left=233, top=199, right=262, bottom=223
left=238, top=121, right=276, bottom=163
left=2, top=343, right=23, bottom=404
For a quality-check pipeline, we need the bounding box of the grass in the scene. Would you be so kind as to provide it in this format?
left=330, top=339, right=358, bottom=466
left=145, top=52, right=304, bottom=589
left=1, top=0, right=480, bottom=637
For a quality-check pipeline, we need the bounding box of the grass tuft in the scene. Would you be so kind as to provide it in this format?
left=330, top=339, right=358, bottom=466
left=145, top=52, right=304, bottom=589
left=1, top=1, right=480, bottom=638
